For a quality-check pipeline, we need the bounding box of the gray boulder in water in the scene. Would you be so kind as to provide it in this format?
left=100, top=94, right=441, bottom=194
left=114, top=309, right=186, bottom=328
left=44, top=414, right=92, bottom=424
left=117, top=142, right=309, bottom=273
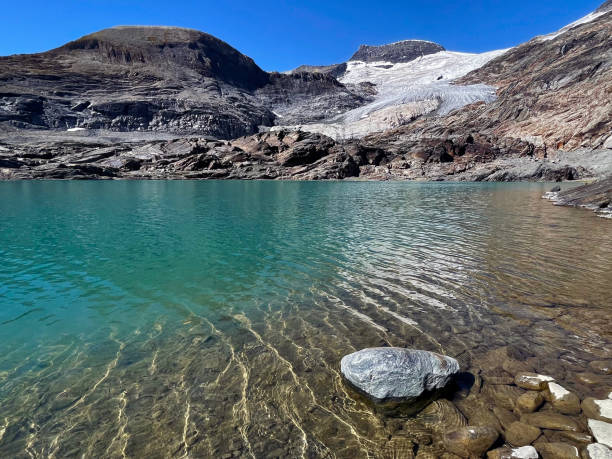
left=340, top=348, right=460, bottom=402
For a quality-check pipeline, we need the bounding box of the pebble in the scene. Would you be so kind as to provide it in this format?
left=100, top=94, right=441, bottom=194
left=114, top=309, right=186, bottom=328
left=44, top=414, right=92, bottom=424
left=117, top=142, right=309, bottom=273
left=521, top=412, right=579, bottom=431
left=514, top=373, right=554, bottom=390
left=536, top=442, right=580, bottom=458
left=559, top=431, right=593, bottom=444
left=443, top=426, right=499, bottom=458
left=505, top=421, right=541, bottom=446
left=589, top=361, right=612, bottom=375
left=583, top=398, right=612, bottom=423
left=577, top=373, right=604, bottom=386
left=493, top=406, right=519, bottom=431
left=515, top=391, right=544, bottom=414
left=546, top=382, right=581, bottom=415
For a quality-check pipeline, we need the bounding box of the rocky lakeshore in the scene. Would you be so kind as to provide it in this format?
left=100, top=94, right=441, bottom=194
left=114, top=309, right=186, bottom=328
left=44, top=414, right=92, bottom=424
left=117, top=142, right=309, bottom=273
left=545, top=176, right=612, bottom=218
left=339, top=346, right=612, bottom=458
left=1, top=129, right=610, bottom=181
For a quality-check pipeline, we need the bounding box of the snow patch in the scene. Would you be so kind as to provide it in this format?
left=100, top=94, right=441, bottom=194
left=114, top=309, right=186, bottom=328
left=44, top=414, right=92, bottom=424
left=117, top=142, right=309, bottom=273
left=67, top=127, right=87, bottom=132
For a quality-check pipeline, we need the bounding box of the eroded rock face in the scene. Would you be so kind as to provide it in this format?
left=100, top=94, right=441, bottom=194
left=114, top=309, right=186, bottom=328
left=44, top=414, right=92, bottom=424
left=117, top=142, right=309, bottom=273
left=340, top=348, right=459, bottom=402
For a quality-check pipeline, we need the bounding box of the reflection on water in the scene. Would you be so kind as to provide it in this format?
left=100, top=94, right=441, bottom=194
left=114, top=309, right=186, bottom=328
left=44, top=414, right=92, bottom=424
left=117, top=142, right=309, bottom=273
left=0, top=181, right=611, bottom=457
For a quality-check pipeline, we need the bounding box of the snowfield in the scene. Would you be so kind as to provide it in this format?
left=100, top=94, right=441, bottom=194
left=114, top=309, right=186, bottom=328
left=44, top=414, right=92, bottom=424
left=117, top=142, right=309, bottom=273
left=275, top=49, right=508, bottom=139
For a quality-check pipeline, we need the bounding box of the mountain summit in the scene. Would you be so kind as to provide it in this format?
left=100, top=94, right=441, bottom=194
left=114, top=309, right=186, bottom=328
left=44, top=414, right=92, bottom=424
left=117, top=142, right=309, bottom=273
left=53, top=26, right=269, bottom=90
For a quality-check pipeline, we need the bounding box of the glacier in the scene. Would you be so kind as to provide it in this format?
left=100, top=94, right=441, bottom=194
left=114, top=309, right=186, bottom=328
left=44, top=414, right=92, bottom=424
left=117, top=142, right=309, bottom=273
left=274, top=49, right=508, bottom=139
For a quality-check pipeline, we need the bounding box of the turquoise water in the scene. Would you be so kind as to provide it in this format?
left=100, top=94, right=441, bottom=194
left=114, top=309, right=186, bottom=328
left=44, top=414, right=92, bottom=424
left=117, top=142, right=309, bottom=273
left=1, top=181, right=611, bottom=458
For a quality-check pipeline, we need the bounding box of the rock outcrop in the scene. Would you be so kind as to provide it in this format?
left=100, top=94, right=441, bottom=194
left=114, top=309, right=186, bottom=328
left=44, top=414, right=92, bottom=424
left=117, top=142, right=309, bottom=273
left=545, top=176, right=612, bottom=217
left=348, top=40, right=445, bottom=63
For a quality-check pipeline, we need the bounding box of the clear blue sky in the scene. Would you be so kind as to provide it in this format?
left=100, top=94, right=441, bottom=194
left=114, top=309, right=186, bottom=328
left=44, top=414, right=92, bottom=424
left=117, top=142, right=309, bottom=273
left=1, top=0, right=604, bottom=71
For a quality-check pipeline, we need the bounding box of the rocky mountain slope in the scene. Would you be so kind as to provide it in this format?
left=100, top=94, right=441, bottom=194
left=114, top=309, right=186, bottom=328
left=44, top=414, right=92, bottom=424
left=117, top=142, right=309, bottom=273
left=452, top=3, right=612, bottom=151
left=0, top=26, right=367, bottom=139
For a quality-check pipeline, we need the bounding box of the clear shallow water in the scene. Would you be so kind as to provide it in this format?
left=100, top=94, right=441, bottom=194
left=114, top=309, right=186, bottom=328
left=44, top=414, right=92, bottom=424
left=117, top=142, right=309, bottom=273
left=0, top=181, right=611, bottom=458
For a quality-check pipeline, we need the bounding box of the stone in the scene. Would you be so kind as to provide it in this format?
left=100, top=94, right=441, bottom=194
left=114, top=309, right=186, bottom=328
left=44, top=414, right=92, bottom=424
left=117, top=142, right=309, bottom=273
left=536, top=442, right=580, bottom=458
left=503, top=360, right=535, bottom=376
left=577, top=373, right=604, bottom=386
left=583, top=398, right=612, bottom=423
left=443, top=426, right=499, bottom=458
left=487, top=446, right=538, bottom=459
left=589, top=419, right=612, bottom=448
left=514, top=373, right=554, bottom=390
left=583, top=443, right=612, bottom=459
left=521, top=412, right=579, bottom=431
left=590, top=361, right=612, bottom=375
left=559, top=431, right=592, bottom=444
left=493, top=406, right=519, bottom=431
left=546, top=382, right=581, bottom=415
left=340, top=348, right=459, bottom=401
left=505, top=421, right=541, bottom=446
left=515, top=391, right=544, bottom=414
left=484, top=384, right=523, bottom=411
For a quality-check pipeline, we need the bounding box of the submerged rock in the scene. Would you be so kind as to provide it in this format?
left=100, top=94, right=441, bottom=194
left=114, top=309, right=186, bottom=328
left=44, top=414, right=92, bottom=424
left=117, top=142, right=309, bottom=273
left=505, top=421, right=541, bottom=446
left=514, top=372, right=554, bottom=390
left=515, top=391, right=544, bottom=414
left=443, top=425, right=499, bottom=458
left=537, top=442, right=580, bottom=458
left=546, top=382, right=581, bottom=415
left=590, top=361, right=612, bottom=375
left=340, top=348, right=459, bottom=402
left=583, top=398, right=612, bottom=423
left=520, top=412, right=579, bottom=431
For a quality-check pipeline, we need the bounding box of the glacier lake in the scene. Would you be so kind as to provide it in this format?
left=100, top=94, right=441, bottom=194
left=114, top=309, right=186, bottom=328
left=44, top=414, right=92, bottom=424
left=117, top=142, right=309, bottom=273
left=1, top=181, right=611, bottom=457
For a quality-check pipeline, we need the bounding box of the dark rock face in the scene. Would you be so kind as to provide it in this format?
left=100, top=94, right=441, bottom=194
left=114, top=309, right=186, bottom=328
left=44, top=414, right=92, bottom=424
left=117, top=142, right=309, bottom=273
left=290, top=63, right=348, bottom=79
left=349, top=40, right=445, bottom=63
left=0, top=26, right=368, bottom=139
left=255, top=72, right=369, bottom=125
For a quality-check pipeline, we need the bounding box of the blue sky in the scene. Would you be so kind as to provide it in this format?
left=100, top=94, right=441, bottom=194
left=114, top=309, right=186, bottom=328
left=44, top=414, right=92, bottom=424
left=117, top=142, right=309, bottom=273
left=1, top=0, right=603, bottom=71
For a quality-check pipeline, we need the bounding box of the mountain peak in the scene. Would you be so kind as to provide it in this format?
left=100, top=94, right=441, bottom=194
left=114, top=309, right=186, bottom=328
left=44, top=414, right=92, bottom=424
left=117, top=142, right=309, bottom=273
left=50, top=26, right=269, bottom=90
left=349, top=40, right=445, bottom=63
